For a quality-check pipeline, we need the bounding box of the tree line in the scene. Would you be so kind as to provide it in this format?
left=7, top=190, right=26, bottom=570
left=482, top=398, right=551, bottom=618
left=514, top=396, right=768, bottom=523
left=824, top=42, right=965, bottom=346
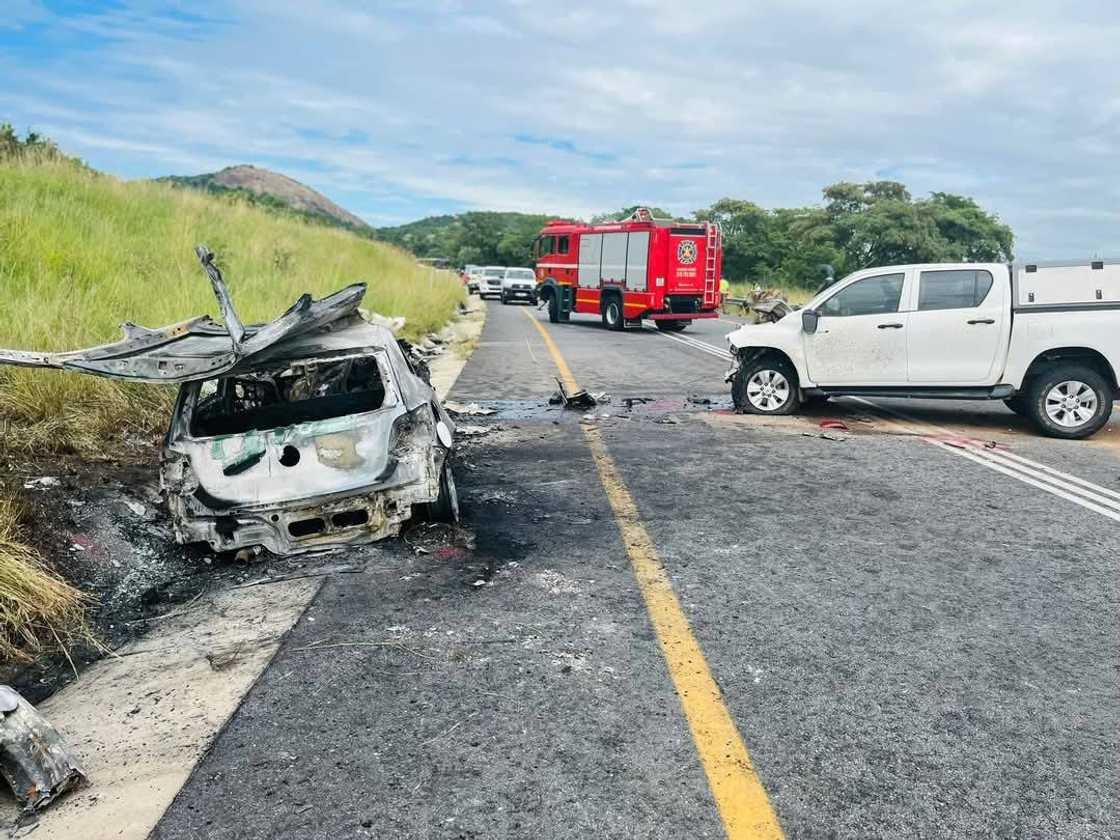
left=379, top=183, right=1014, bottom=290
left=0, top=123, right=75, bottom=164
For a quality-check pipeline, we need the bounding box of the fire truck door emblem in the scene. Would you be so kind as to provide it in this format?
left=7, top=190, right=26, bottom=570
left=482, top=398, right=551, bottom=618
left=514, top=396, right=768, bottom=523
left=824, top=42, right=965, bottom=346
left=676, top=239, right=698, bottom=265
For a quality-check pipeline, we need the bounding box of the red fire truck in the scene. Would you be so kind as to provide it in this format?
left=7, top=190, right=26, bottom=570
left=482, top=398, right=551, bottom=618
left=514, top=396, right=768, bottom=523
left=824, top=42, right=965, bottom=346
left=533, top=208, right=723, bottom=331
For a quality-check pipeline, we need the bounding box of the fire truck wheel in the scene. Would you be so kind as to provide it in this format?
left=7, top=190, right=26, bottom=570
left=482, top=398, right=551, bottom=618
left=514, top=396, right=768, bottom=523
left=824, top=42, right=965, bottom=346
left=732, top=356, right=801, bottom=415
left=655, top=320, right=688, bottom=332
left=546, top=292, right=560, bottom=323
left=601, top=297, right=624, bottom=331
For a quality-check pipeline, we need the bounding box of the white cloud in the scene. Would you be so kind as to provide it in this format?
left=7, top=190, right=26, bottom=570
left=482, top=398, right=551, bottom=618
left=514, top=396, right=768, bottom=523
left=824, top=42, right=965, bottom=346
left=0, top=0, right=1117, bottom=255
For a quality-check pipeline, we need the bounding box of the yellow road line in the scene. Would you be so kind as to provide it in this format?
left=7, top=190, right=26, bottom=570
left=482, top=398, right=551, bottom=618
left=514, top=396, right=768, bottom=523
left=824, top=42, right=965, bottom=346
left=521, top=309, right=784, bottom=839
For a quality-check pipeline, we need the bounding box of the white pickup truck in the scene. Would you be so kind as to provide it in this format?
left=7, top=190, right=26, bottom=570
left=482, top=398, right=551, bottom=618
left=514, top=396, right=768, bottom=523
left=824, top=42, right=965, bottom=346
left=725, top=259, right=1119, bottom=439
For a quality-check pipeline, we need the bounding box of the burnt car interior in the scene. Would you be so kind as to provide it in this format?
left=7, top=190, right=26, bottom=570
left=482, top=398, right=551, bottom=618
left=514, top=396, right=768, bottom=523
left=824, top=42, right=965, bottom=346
left=190, top=351, right=388, bottom=438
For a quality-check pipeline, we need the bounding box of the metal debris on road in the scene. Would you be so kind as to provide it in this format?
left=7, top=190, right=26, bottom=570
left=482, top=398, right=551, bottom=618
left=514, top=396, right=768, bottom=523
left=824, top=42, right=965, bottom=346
left=819, top=419, right=850, bottom=431
left=443, top=401, right=496, bottom=416
left=802, top=431, right=848, bottom=442
left=550, top=378, right=598, bottom=409
left=0, top=686, right=86, bottom=814
left=455, top=425, right=492, bottom=437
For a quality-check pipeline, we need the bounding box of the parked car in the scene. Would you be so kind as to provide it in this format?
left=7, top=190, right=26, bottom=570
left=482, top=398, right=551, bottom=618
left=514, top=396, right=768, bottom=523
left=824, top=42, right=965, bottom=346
left=478, top=266, right=505, bottom=299
left=501, top=268, right=538, bottom=305
left=465, top=265, right=483, bottom=293
left=0, top=247, right=459, bottom=554
left=725, top=259, right=1120, bottom=439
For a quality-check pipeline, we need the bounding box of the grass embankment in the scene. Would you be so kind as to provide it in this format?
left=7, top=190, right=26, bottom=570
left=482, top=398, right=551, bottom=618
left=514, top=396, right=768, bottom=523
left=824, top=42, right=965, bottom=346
left=0, top=156, right=464, bottom=662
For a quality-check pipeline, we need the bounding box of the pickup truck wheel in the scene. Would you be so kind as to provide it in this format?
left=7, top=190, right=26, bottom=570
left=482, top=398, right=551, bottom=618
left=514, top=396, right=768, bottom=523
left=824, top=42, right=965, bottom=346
left=732, top=356, right=800, bottom=415
left=1027, top=366, right=1113, bottom=439
left=601, top=298, right=624, bottom=331
left=655, top=320, right=688, bottom=332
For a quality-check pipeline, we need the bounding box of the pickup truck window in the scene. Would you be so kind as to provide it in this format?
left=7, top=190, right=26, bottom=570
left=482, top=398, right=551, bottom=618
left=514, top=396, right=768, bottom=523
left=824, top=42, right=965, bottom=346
left=918, top=269, right=994, bottom=311
left=818, top=273, right=904, bottom=317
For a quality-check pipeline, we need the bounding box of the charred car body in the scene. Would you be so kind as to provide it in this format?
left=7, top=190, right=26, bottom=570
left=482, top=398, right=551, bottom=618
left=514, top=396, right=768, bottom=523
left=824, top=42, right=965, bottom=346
left=0, top=247, right=458, bottom=555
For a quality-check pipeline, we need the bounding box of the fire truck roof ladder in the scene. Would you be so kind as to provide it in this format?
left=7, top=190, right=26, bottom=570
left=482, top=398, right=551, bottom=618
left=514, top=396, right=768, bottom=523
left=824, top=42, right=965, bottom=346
left=703, top=223, right=720, bottom=304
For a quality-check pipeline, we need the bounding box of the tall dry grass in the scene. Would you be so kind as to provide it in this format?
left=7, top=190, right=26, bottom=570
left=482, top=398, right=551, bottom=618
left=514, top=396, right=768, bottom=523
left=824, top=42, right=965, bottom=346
left=0, top=156, right=464, bottom=446
left=0, top=496, right=91, bottom=663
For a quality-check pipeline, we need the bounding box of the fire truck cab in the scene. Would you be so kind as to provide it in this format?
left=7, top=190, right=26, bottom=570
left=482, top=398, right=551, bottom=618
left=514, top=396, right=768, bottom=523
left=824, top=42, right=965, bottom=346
left=533, top=208, right=723, bottom=332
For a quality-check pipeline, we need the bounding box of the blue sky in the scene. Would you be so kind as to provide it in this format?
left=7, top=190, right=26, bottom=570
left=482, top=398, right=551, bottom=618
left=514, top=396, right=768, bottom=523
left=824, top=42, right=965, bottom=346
left=1, top=1, right=1117, bottom=256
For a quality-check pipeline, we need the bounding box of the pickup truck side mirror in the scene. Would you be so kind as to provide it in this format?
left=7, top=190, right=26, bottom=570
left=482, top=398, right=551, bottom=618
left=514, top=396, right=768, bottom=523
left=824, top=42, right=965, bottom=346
left=802, top=309, right=820, bottom=334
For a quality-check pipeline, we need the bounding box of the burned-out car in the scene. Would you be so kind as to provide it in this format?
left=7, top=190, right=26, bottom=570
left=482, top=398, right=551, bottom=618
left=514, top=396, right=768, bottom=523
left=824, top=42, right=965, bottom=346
left=0, top=247, right=458, bottom=555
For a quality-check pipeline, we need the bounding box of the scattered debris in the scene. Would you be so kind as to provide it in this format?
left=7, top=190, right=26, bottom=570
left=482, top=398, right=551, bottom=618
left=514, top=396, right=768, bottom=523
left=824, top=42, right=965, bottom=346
left=654, top=415, right=680, bottom=425
left=443, top=401, right=496, bottom=416
left=802, top=431, right=847, bottom=442
left=456, top=425, right=492, bottom=437
left=551, top=378, right=598, bottom=409
left=687, top=395, right=712, bottom=405
left=622, top=397, right=654, bottom=410
left=124, top=499, right=147, bottom=518
left=0, top=686, right=86, bottom=813
left=819, top=419, right=850, bottom=431
left=21, top=477, right=59, bottom=491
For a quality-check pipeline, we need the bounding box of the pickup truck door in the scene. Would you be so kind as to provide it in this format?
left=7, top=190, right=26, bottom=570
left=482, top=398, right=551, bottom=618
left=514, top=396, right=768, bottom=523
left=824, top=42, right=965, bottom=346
left=803, top=272, right=908, bottom=385
left=906, top=268, right=1007, bottom=383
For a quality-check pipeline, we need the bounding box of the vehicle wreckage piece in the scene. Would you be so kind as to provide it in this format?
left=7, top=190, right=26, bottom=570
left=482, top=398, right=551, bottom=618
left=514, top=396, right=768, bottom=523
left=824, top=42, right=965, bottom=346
left=0, top=686, right=86, bottom=812
left=549, top=377, right=598, bottom=409
left=0, top=247, right=366, bottom=383
left=0, top=246, right=458, bottom=555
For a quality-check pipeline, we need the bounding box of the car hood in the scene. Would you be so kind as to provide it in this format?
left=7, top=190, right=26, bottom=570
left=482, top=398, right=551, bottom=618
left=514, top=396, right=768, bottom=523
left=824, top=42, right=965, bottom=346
left=726, top=319, right=795, bottom=350
left=0, top=246, right=366, bottom=384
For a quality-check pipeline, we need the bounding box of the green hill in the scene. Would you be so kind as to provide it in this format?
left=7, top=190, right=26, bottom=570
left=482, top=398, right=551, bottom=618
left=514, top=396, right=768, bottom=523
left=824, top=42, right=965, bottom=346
left=158, top=164, right=373, bottom=233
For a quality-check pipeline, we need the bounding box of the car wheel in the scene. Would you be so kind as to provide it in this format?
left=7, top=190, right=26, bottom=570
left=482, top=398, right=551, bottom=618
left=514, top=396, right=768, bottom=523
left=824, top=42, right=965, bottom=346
left=732, top=355, right=800, bottom=415
left=501, top=293, right=509, bottom=304
left=601, top=297, right=624, bottom=331
left=655, top=319, right=688, bottom=332
left=1026, top=365, right=1113, bottom=439
left=425, top=461, right=459, bottom=524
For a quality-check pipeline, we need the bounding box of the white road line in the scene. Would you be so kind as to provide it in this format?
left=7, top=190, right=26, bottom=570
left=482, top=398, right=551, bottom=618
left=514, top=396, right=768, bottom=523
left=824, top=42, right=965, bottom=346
left=849, top=396, right=1120, bottom=522
left=967, top=446, right=1120, bottom=512
left=649, top=328, right=733, bottom=361
left=649, top=339, right=1119, bottom=524
left=930, top=441, right=1120, bottom=523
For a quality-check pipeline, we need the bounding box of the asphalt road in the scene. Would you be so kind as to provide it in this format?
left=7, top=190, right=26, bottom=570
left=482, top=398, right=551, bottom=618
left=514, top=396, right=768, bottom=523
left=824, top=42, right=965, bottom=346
left=155, top=300, right=1119, bottom=840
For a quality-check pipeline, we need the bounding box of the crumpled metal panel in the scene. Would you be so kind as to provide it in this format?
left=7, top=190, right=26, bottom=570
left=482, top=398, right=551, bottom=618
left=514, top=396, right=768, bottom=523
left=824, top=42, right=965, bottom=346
left=0, top=247, right=366, bottom=384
